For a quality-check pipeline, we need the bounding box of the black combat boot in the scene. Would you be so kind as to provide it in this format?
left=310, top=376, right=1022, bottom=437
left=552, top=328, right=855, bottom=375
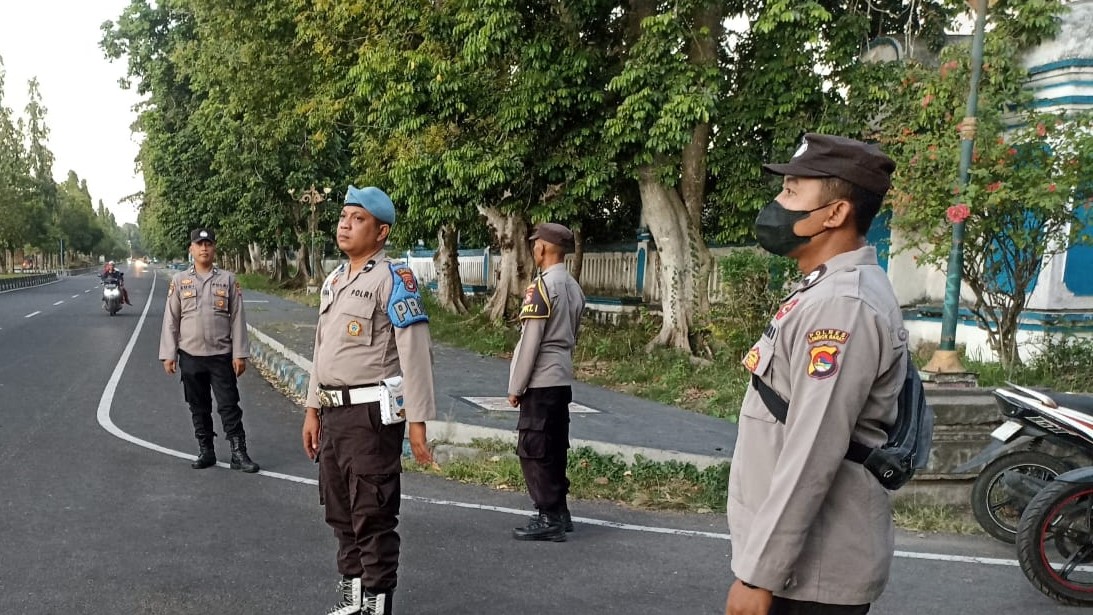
left=526, top=507, right=574, bottom=532
left=363, top=588, right=394, bottom=615
left=228, top=435, right=259, bottom=473
left=513, top=511, right=566, bottom=542
left=191, top=438, right=216, bottom=469
left=325, top=576, right=362, bottom=615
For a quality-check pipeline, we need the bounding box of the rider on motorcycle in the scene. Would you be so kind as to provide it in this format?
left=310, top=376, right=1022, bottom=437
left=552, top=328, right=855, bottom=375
left=101, top=261, right=133, bottom=306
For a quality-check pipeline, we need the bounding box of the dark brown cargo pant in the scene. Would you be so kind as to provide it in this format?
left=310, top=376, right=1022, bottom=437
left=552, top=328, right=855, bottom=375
left=318, top=401, right=406, bottom=590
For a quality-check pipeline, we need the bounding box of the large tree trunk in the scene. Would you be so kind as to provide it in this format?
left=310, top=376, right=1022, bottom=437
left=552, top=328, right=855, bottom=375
left=272, top=246, right=290, bottom=283
left=478, top=205, right=534, bottom=322
left=639, top=168, right=703, bottom=354
left=572, top=227, right=585, bottom=284
left=434, top=223, right=469, bottom=314
left=290, top=234, right=310, bottom=288
left=247, top=242, right=264, bottom=274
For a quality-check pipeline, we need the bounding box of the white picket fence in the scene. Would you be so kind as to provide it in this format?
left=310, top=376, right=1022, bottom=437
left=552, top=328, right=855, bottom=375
left=402, top=246, right=739, bottom=303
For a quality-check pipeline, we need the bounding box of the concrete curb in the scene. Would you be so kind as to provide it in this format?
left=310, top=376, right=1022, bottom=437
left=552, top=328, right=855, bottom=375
left=245, top=324, right=729, bottom=470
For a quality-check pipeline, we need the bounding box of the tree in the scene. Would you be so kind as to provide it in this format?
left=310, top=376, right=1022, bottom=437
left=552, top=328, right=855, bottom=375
left=866, top=0, right=1093, bottom=367
left=23, top=78, right=59, bottom=266
left=0, top=57, right=31, bottom=272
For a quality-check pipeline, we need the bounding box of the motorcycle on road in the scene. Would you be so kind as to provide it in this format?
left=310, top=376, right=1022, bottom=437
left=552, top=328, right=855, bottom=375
left=957, top=384, right=1093, bottom=543
left=1013, top=386, right=1093, bottom=604
left=102, top=280, right=123, bottom=316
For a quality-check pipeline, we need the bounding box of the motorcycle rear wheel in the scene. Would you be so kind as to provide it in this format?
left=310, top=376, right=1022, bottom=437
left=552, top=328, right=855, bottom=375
left=972, top=450, right=1072, bottom=543
left=1016, top=480, right=1093, bottom=606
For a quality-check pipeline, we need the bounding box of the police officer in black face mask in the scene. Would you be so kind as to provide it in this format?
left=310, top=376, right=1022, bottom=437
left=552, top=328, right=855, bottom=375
left=726, top=134, right=906, bottom=615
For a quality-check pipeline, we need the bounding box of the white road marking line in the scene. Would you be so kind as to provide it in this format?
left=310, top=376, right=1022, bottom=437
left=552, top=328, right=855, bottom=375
left=72, top=294, right=80, bottom=298
left=25, top=311, right=41, bottom=318
left=85, top=289, right=93, bottom=293
left=53, top=300, right=64, bottom=306
left=92, top=276, right=1024, bottom=567
left=243, top=300, right=269, bottom=303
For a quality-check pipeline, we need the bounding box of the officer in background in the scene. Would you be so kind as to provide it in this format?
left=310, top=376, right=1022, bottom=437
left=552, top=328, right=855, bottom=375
left=725, top=134, right=906, bottom=615
left=159, top=228, right=259, bottom=473
left=300, top=186, right=435, bottom=615
left=508, top=223, right=585, bottom=542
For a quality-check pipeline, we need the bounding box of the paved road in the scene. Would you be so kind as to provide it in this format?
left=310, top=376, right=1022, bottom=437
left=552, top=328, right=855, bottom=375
left=0, top=270, right=1079, bottom=614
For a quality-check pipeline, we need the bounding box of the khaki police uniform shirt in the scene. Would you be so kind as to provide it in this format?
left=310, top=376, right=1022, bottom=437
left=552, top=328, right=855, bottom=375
left=305, top=252, right=437, bottom=423
left=159, top=266, right=249, bottom=360
left=508, top=263, right=585, bottom=396
left=727, top=246, right=907, bottom=605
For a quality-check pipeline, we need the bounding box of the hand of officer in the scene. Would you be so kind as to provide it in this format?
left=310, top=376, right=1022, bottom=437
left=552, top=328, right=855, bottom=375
left=725, top=580, right=772, bottom=615
left=408, top=421, right=433, bottom=464
left=232, top=358, right=246, bottom=377
left=507, top=394, right=520, bottom=408
left=302, top=408, right=321, bottom=460
left=163, top=359, right=177, bottom=375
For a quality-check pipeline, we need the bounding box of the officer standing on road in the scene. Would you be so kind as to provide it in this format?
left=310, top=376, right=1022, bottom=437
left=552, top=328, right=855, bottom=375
left=725, top=134, right=907, bottom=615
left=159, top=228, right=259, bottom=473
left=300, top=186, right=436, bottom=615
left=508, top=223, right=585, bottom=542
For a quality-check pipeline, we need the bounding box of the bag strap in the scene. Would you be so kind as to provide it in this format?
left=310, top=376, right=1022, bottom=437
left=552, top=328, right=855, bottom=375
left=750, top=374, right=870, bottom=464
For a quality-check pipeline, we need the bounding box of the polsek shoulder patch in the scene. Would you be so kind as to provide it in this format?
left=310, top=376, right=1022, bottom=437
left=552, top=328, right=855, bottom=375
left=519, top=276, right=551, bottom=320
left=387, top=262, right=428, bottom=328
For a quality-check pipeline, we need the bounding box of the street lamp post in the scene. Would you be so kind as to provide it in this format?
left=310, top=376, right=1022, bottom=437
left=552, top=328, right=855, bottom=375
left=923, top=0, right=990, bottom=378
left=289, top=185, right=332, bottom=291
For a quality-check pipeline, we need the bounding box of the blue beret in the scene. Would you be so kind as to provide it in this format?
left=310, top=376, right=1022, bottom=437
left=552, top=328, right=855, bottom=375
left=345, top=185, right=396, bottom=226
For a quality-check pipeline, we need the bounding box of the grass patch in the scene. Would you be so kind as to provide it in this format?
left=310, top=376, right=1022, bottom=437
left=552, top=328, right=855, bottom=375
left=236, top=271, right=321, bottom=308
left=406, top=441, right=730, bottom=513
left=892, top=499, right=980, bottom=535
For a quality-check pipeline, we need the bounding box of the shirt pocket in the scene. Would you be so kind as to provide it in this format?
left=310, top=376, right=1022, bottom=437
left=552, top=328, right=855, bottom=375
left=212, top=289, right=230, bottom=315
left=739, top=337, right=780, bottom=424
left=180, top=291, right=199, bottom=314
left=341, top=297, right=377, bottom=345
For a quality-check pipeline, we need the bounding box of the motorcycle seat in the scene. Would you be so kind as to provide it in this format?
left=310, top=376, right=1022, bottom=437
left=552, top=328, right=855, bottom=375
left=1045, top=392, right=1093, bottom=416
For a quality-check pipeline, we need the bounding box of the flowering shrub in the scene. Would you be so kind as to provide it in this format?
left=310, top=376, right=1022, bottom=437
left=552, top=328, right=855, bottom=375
left=857, top=9, right=1093, bottom=366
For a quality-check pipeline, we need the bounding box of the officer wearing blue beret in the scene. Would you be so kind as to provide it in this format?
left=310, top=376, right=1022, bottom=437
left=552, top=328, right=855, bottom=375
left=301, top=186, right=436, bottom=615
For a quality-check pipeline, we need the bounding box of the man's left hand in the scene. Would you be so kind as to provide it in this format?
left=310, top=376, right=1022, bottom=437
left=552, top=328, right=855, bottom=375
left=408, top=421, right=433, bottom=465
left=725, top=580, right=773, bottom=615
left=507, top=394, right=520, bottom=408
left=232, top=358, right=246, bottom=377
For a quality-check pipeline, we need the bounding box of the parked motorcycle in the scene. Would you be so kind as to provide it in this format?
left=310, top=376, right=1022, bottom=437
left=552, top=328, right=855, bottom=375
left=957, top=384, right=1093, bottom=543
left=102, top=280, right=122, bottom=316
left=1017, top=434, right=1093, bottom=605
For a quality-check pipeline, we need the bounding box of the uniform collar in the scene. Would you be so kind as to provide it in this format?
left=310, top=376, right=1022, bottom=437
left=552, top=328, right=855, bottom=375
left=787, top=245, right=878, bottom=298
left=189, top=265, right=218, bottom=276
left=539, top=262, right=566, bottom=276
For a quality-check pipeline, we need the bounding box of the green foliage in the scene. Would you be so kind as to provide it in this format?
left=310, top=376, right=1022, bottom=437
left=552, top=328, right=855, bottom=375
left=703, top=249, right=796, bottom=359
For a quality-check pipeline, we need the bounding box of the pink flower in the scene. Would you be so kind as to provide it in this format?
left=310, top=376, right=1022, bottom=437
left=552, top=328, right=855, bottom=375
left=921, top=94, right=935, bottom=107
left=1048, top=183, right=1057, bottom=192
left=946, top=204, right=971, bottom=224
left=952, top=185, right=961, bottom=195
left=1008, top=148, right=1018, bottom=156
left=986, top=181, right=1002, bottom=193
left=1037, top=123, right=1047, bottom=137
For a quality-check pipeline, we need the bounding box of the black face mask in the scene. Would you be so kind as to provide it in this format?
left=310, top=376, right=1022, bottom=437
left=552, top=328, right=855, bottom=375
left=753, top=199, right=836, bottom=256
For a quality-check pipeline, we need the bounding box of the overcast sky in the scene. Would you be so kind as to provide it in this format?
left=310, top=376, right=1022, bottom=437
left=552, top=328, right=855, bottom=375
left=1, top=0, right=143, bottom=226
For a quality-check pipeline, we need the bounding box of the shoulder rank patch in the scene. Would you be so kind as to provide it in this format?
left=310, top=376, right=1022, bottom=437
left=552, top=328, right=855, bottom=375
left=235, top=281, right=243, bottom=297
left=519, top=276, right=551, bottom=320
left=802, top=264, right=827, bottom=288
left=167, top=280, right=176, bottom=297
left=806, top=329, right=850, bottom=345
left=387, top=262, right=428, bottom=328
left=808, top=345, right=840, bottom=379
